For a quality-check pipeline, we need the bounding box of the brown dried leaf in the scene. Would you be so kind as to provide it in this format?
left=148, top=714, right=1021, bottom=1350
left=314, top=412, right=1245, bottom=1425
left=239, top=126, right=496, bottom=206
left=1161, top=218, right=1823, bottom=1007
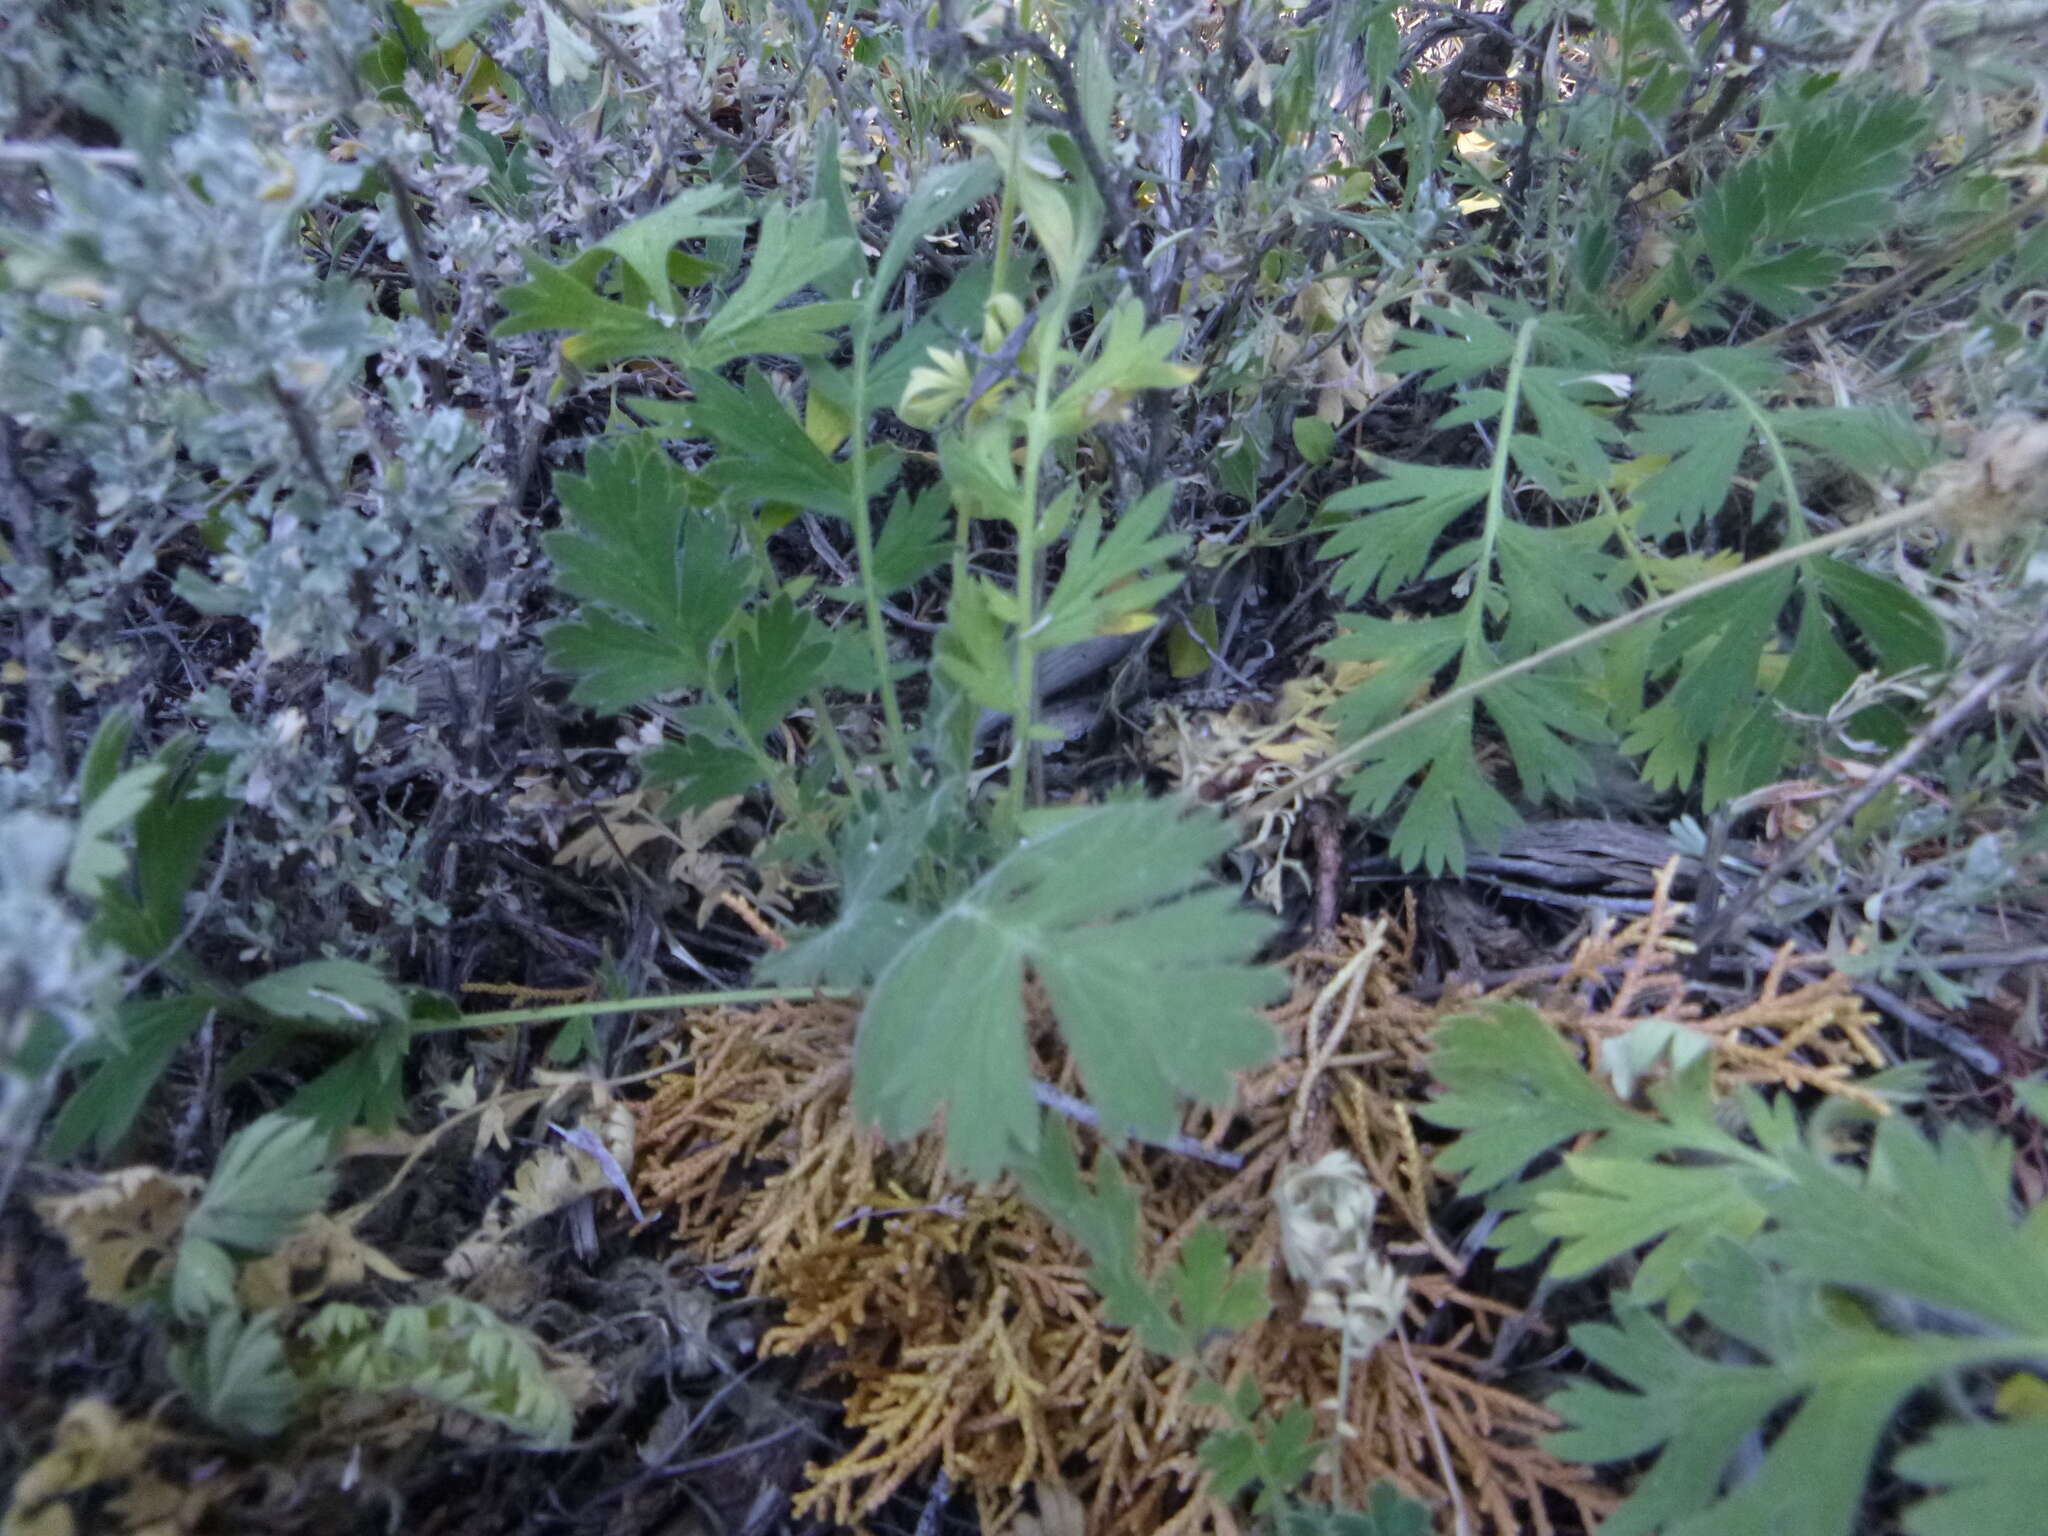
left=238, top=1212, right=412, bottom=1310
left=35, top=1169, right=202, bottom=1306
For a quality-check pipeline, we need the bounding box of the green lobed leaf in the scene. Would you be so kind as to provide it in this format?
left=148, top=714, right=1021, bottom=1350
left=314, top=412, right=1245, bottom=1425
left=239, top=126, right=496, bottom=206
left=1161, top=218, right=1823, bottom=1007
left=1686, top=91, right=1928, bottom=322
left=693, top=200, right=857, bottom=364
left=1435, top=997, right=2048, bottom=1536
left=1034, top=483, right=1186, bottom=651
left=1020, top=1121, right=1184, bottom=1353
left=1754, top=1113, right=2048, bottom=1333
left=46, top=993, right=213, bottom=1159
left=684, top=369, right=867, bottom=519
left=1898, top=1420, right=2048, bottom=1536
left=597, top=183, right=745, bottom=317
left=76, top=708, right=138, bottom=808
left=91, top=741, right=233, bottom=962
left=1277, top=1484, right=1437, bottom=1536
left=65, top=760, right=166, bottom=901
left=762, top=787, right=962, bottom=986
left=732, top=595, right=832, bottom=742
left=872, top=159, right=1001, bottom=308
left=1420, top=1002, right=1637, bottom=1196
left=1199, top=1398, right=1320, bottom=1511
left=171, top=1235, right=238, bottom=1322
left=492, top=247, right=688, bottom=367
left=242, top=957, right=409, bottom=1035
left=644, top=735, right=767, bottom=814
left=934, top=574, right=1021, bottom=717
left=854, top=798, right=1280, bottom=1180
left=284, top=1021, right=412, bottom=1135
left=1318, top=461, right=1491, bottom=605
left=185, top=1114, right=336, bottom=1253
left=843, top=485, right=953, bottom=598
left=169, top=1309, right=299, bottom=1439
left=1549, top=1241, right=2031, bottom=1536
left=1022, top=1122, right=1269, bottom=1359
left=299, top=1297, right=578, bottom=1446
left=542, top=435, right=758, bottom=712
left=1324, top=618, right=1607, bottom=873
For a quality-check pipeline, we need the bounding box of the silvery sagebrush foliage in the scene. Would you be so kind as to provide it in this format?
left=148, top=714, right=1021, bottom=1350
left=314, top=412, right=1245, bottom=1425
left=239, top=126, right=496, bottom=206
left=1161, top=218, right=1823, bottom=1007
left=0, top=810, right=120, bottom=1124
left=0, top=0, right=576, bottom=959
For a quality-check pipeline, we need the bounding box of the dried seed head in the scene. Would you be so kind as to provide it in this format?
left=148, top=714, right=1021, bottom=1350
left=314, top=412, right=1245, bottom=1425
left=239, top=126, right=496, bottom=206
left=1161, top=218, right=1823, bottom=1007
left=1923, top=413, right=2048, bottom=558
left=1276, top=1151, right=1410, bottom=1359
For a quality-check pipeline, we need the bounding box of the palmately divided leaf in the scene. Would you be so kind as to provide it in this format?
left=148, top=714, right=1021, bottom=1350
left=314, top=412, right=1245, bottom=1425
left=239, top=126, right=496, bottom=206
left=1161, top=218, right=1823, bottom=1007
left=1430, top=1002, right=1829, bottom=1317
left=1434, top=997, right=2048, bottom=1536
left=46, top=994, right=214, bottom=1159
left=92, top=741, right=233, bottom=962
left=185, top=1114, right=335, bottom=1254
left=693, top=200, right=857, bottom=364
left=850, top=485, right=953, bottom=597
left=1421, top=1002, right=1637, bottom=1195
left=65, top=760, right=166, bottom=901
left=644, top=735, right=769, bottom=815
left=686, top=369, right=866, bottom=519
left=1020, top=1122, right=1186, bottom=1354
left=763, top=787, right=961, bottom=986
left=494, top=195, right=854, bottom=369
left=1754, top=1114, right=2048, bottom=1333
left=169, top=1308, right=299, bottom=1438
left=1897, top=1420, right=2048, bottom=1536
left=597, top=183, right=745, bottom=316
left=1549, top=1241, right=2037, bottom=1536
left=1323, top=619, right=1606, bottom=874
left=872, top=159, right=1002, bottom=305
left=1021, top=1122, right=1269, bottom=1360
left=732, top=595, right=832, bottom=741
left=299, top=1297, right=579, bottom=1446
left=1318, top=461, right=1491, bottom=605
left=1684, top=91, right=1928, bottom=322
left=542, top=435, right=756, bottom=712
left=1621, top=571, right=1793, bottom=793
left=1034, top=483, right=1186, bottom=650
left=493, top=248, right=688, bottom=368
left=855, top=798, right=1279, bottom=1180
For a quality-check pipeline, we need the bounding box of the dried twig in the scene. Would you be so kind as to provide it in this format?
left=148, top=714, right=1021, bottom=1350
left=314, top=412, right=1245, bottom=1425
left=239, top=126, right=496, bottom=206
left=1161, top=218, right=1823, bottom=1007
left=1698, top=616, right=2048, bottom=954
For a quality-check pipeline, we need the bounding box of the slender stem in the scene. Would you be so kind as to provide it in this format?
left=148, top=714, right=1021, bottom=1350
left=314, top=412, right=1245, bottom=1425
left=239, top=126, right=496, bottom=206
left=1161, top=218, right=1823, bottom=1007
left=1331, top=1345, right=1352, bottom=1508
left=706, top=684, right=808, bottom=828
left=1003, top=275, right=1077, bottom=820
left=988, top=0, right=1034, bottom=303
left=1695, top=357, right=1808, bottom=535
left=848, top=311, right=911, bottom=774
left=1245, top=495, right=1939, bottom=821
left=1698, top=613, right=2048, bottom=949
left=425, top=985, right=854, bottom=1032
left=1463, top=319, right=1539, bottom=656
left=808, top=687, right=862, bottom=794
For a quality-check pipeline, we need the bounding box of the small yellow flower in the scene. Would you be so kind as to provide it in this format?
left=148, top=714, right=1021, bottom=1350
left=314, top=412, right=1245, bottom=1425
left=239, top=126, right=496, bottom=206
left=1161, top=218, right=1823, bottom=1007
left=897, top=346, right=976, bottom=429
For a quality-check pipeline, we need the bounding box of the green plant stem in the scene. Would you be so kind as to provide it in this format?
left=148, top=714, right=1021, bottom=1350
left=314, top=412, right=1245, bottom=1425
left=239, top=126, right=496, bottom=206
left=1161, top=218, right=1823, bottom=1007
left=1463, top=318, right=1538, bottom=658
left=1694, top=356, right=1808, bottom=535
left=1003, top=275, right=1078, bottom=820
left=1331, top=1345, right=1352, bottom=1508
left=807, top=686, right=862, bottom=793
left=426, top=985, right=855, bottom=1033
left=846, top=320, right=911, bottom=777
left=706, top=685, right=810, bottom=830
left=1247, top=495, right=1939, bottom=820
left=988, top=0, right=1034, bottom=303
